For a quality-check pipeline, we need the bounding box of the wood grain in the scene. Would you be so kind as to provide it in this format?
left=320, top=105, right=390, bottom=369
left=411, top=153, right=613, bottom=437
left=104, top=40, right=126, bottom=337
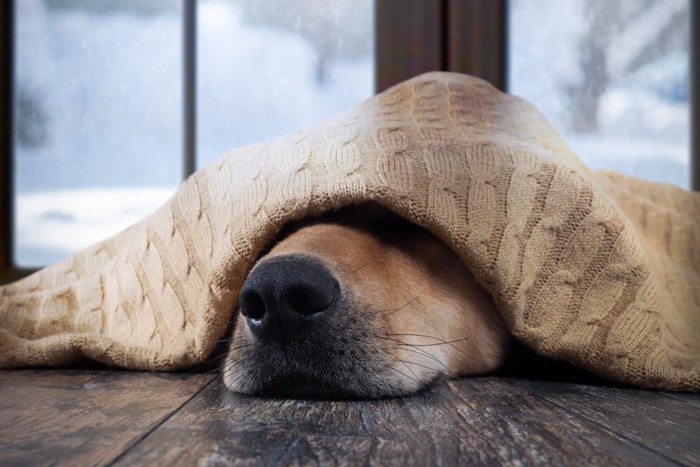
left=512, top=378, right=700, bottom=465
left=115, top=376, right=694, bottom=466
left=1, top=370, right=698, bottom=466
left=0, top=369, right=214, bottom=466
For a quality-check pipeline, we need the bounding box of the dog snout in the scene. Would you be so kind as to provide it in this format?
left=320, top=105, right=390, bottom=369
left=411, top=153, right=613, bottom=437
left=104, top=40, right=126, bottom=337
left=238, top=255, right=340, bottom=344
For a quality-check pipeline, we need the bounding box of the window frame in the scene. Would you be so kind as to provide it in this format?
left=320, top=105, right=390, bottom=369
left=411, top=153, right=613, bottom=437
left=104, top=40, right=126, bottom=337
left=376, top=0, right=506, bottom=92
left=0, top=0, right=697, bottom=283
left=1, top=1, right=15, bottom=283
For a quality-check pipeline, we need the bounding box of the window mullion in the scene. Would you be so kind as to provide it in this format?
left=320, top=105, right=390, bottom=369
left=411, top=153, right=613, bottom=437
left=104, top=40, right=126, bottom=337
left=0, top=1, right=15, bottom=283
left=446, top=0, right=507, bottom=90
left=692, top=0, right=699, bottom=191
left=375, top=0, right=445, bottom=93
left=183, top=0, right=197, bottom=179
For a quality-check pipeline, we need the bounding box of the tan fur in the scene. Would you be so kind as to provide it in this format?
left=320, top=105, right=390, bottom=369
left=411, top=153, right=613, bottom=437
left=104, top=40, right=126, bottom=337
left=224, top=215, right=510, bottom=397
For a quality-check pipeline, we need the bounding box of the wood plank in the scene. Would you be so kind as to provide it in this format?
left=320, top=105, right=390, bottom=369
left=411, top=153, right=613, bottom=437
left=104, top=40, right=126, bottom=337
left=440, top=378, right=681, bottom=466
left=114, top=376, right=679, bottom=466
left=509, top=378, right=700, bottom=465
left=662, top=391, right=700, bottom=409
left=0, top=369, right=214, bottom=466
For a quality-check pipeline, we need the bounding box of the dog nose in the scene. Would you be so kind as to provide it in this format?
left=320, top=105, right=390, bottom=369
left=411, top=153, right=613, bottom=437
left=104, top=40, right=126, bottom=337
left=239, top=256, right=340, bottom=344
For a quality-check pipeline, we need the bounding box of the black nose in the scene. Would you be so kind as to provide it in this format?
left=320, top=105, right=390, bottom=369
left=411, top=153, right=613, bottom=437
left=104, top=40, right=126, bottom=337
left=239, top=255, right=340, bottom=344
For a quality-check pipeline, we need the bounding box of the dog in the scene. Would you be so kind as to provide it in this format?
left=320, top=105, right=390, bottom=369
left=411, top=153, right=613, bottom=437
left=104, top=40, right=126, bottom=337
left=223, top=203, right=511, bottom=399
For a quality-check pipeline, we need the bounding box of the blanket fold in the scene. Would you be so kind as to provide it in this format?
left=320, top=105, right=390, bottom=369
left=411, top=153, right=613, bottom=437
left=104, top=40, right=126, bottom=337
left=1, top=72, right=698, bottom=390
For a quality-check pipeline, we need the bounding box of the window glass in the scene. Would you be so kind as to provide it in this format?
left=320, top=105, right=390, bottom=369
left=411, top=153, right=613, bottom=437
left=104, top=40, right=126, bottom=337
left=13, top=0, right=375, bottom=268
left=197, top=0, right=375, bottom=167
left=14, top=0, right=182, bottom=267
left=509, top=0, right=690, bottom=189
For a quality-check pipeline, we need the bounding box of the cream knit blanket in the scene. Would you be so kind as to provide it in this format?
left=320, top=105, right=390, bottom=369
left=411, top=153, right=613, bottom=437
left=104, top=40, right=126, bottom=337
left=1, top=73, right=698, bottom=391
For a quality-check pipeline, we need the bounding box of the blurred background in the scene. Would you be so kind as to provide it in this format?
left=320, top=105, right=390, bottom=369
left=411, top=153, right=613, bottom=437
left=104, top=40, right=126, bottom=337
left=510, top=0, right=690, bottom=189
left=7, top=0, right=693, bottom=268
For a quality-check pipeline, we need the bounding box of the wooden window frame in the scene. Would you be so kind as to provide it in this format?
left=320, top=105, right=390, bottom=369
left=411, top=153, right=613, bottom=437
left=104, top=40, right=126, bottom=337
left=1, top=1, right=15, bottom=283
left=0, top=0, right=697, bottom=283
left=376, top=0, right=506, bottom=92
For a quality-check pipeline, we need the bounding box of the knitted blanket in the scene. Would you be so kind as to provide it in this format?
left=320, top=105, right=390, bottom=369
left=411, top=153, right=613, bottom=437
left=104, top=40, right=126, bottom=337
left=1, top=72, right=698, bottom=391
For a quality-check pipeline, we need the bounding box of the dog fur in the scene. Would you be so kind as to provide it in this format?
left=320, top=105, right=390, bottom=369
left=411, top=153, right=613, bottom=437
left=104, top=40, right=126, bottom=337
left=223, top=204, right=511, bottom=399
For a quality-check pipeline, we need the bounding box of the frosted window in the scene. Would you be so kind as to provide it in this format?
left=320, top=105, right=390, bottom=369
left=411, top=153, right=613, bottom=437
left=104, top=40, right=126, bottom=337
left=14, top=0, right=183, bottom=267
left=509, top=0, right=690, bottom=189
left=13, top=0, right=375, bottom=267
left=196, top=0, right=374, bottom=167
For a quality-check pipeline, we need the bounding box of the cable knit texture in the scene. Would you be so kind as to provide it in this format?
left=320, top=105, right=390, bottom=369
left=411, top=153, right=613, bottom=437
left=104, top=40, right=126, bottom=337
left=1, top=73, right=698, bottom=390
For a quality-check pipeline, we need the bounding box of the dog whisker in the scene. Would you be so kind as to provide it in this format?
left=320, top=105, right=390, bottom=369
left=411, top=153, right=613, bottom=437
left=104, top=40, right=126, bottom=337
left=391, top=357, right=445, bottom=380
left=382, top=363, right=421, bottom=387
left=385, top=333, right=472, bottom=357
left=399, top=359, right=444, bottom=375
left=387, top=339, right=438, bottom=360
left=332, top=259, right=371, bottom=276
left=220, top=358, right=249, bottom=385
left=381, top=349, right=420, bottom=380
left=386, top=334, right=469, bottom=347
left=378, top=295, right=421, bottom=318
left=386, top=333, right=469, bottom=347
left=374, top=334, right=449, bottom=371
left=226, top=342, right=254, bottom=353
left=350, top=261, right=371, bottom=275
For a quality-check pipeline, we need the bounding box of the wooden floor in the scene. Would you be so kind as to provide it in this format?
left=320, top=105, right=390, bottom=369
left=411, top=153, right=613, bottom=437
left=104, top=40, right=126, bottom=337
left=0, top=369, right=698, bottom=466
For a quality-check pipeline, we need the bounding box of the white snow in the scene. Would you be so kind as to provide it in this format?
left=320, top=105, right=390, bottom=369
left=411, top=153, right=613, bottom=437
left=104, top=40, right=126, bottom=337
left=15, top=188, right=173, bottom=266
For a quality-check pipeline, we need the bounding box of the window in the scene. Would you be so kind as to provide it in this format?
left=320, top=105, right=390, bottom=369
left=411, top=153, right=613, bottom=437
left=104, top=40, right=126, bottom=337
left=1, top=0, right=697, bottom=281
left=197, top=0, right=373, bottom=168
left=13, top=0, right=184, bottom=267
left=5, top=0, right=374, bottom=270
left=509, top=0, right=692, bottom=189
